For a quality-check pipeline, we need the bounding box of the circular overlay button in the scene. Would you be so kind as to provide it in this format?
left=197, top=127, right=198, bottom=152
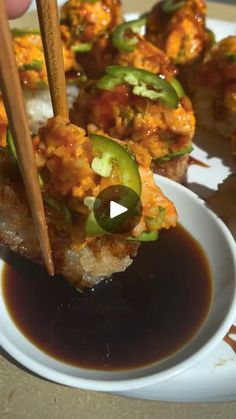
left=93, top=185, right=142, bottom=234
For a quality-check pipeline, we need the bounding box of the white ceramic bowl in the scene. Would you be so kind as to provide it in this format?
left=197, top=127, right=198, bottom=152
left=0, top=175, right=236, bottom=391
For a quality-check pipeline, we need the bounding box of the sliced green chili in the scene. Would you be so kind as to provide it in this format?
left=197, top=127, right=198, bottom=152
left=37, top=80, right=48, bottom=89
left=85, top=133, right=141, bottom=236
left=85, top=207, right=105, bottom=237
left=11, top=28, right=40, bottom=37
left=20, top=59, right=43, bottom=71
left=90, top=133, right=141, bottom=195
left=71, top=43, right=92, bottom=53
left=38, top=173, right=44, bottom=189
left=170, top=77, right=185, bottom=98
left=43, top=193, right=72, bottom=223
left=80, top=0, right=99, bottom=3
left=206, top=28, right=216, bottom=48
left=96, top=74, right=122, bottom=90
left=38, top=173, right=72, bottom=222
left=128, top=231, right=159, bottom=241
left=6, top=128, right=17, bottom=160
left=97, top=66, right=179, bottom=108
left=145, top=207, right=166, bottom=231
left=162, top=0, right=185, bottom=14
left=156, top=144, right=193, bottom=162
left=112, top=16, right=147, bottom=52
left=77, top=72, right=88, bottom=86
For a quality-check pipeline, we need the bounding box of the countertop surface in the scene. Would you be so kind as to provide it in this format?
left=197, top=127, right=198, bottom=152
left=1, top=1, right=236, bottom=418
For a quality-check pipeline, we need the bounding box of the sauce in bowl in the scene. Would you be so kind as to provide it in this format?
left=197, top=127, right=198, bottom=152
left=2, top=224, right=212, bottom=370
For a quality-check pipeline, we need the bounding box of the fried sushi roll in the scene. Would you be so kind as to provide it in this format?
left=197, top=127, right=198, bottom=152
left=193, top=36, right=236, bottom=160
left=11, top=29, right=83, bottom=133
left=0, top=116, right=177, bottom=288
left=60, top=0, right=123, bottom=78
left=146, top=0, right=210, bottom=66
left=110, top=18, right=192, bottom=182
left=112, top=17, right=177, bottom=81
left=73, top=66, right=195, bottom=182
left=145, top=0, right=214, bottom=94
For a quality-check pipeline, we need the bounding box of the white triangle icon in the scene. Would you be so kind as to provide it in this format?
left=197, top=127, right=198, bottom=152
left=110, top=201, right=128, bottom=219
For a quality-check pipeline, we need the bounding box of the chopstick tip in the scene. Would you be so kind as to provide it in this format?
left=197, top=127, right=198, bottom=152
left=47, top=260, right=55, bottom=277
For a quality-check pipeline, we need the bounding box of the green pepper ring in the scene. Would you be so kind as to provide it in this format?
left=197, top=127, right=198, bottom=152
left=80, top=0, right=99, bottom=3
left=6, top=128, right=17, bottom=160
left=170, top=77, right=185, bottom=98
left=112, top=16, right=147, bottom=52
left=162, top=0, right=185, bottom=14
left=86, top=133, right=142, bottom=237
left=19, top=59, right=43, bottom=72
left=97, top=66, right=179, bottom=109
left=71, top=43, right=93, bottom=53
left=90, top=133, right=142, bottom=196
left=128, top=231, right=159, bottom=241
left=11, top=28, right=40, bottom=37
left=155, top=144, right=193, bottom=162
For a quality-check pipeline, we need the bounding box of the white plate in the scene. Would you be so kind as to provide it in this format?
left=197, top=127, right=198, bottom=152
left=117, top=15, right=236, bottom=402
left=4, top=5, right=236, bottom=402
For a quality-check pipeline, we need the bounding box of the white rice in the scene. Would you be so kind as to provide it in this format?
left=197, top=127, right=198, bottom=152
left=23, top=82, right=79, bottom=134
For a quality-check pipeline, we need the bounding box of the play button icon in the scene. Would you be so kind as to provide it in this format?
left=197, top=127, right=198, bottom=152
left=93, top=185, right=142, bottom=234
left=110, top=201, right=128, bottom=219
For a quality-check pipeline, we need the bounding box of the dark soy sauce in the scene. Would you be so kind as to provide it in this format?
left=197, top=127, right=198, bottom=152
left=3, top=224, right=212, bottom=370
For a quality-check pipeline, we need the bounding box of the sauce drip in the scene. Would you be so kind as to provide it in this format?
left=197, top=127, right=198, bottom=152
left=224, top=325, right=236, bottom=353
left=3, top=224, right=212, bottom=370
left=189, top=156, right=210, bottom=168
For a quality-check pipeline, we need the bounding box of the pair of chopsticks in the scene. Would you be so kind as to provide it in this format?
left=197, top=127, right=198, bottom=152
left=0, top=0, right=68, bottom=275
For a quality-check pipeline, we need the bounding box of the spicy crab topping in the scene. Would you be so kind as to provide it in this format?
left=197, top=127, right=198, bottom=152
left=193, top=36, right=236, bottom=159
left=12, top=31, right=80, bottom=89
left=114, top=39, right=177, bottom=81
left=33, top=117, right=97, bottom=202
left=112, top=17, right=177, bottom=80
left=74, top=69, right=195, bottom=161
left=60, top=0, right=123, bottom=78
left=61, top=0, right=122, bottom=48
left=146, top=0, right=211, bottom=65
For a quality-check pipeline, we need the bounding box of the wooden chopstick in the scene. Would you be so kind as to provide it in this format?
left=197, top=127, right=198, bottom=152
left=0, top=1, right=54, bottom=276
left=36, top=0, right=69, bottom=120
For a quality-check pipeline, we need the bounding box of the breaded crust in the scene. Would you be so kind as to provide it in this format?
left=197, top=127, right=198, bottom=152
left=153, top=155, right=189, bottom=183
